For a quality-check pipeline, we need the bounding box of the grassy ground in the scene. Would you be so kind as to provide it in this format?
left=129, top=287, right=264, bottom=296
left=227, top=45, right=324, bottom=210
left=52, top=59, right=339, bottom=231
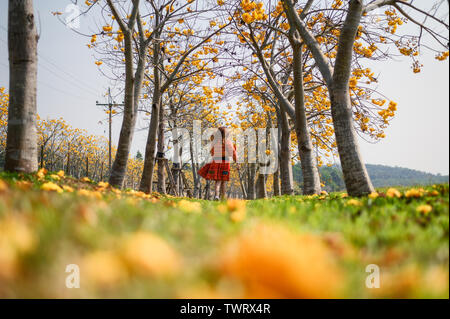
left=0, top=170, right=448, bottom=299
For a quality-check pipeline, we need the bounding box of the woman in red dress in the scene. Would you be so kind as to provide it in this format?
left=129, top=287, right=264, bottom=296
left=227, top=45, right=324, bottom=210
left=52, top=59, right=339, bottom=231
left=198, top=127, right=237, bottom=200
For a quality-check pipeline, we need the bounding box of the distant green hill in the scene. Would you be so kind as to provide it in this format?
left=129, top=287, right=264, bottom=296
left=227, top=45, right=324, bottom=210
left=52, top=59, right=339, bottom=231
left=293, top=163, right=449, bottom=192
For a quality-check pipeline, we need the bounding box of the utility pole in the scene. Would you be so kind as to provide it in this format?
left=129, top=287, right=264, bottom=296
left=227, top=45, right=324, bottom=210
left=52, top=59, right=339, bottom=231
left=96, top=88, right=124, bottom=173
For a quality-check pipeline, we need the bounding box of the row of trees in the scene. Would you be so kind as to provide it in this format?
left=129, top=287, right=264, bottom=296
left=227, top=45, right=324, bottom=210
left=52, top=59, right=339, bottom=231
left=4, top=0, right=449, bottom=197
left=0, top=91, right=144, bottom=188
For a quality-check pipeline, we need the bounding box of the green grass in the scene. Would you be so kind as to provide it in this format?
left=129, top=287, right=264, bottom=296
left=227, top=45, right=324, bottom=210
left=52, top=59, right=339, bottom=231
left=0, top=171, right=448, bottom=298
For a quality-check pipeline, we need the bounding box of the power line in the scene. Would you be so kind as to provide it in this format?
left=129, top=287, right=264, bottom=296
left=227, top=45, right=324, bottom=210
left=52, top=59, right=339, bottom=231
left=38, top=53, right=100, bottom=94
left=0, top=24, right=102, bottom=95
left=1, top=35, right=98, bottom=98
left=0, top=61, right=92, bottom=102
left=39, top=62, right=98, bottom=97
left=39, top=80, right=93, bottom=102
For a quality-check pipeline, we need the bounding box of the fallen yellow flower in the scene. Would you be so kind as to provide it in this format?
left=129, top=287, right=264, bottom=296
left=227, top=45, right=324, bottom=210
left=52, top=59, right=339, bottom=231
left=50, top=174, right=60, bottom=181
left=230, top=209, right=246, bottom=223
left=227, top=199, right=246, bottom=212
left=429, top=190, right=440, bottom=197
left=16, top=181, right=32, bottom=191
left=405, top=188, right=424, bottom=198
left=347, top=199, right=362, bottom=207
left=416, top=205, right=432, bottom=214
left=41, top=182, right=63, bottom=193
left=82, top=250, right=127, bottom=287
left=36, top=168, right=47, bottom=179
left=98, top=181, right=109, bottom=188
left=120, top=232, right=181, bottom=277
left=77, top=189, right=103, bottom=199
left=178, top=199, right=202, bottom=214
left=0, top=216, right=36, bottom=280
left=63, top=185, right=74, bottom=193
left=219, top=223, right=343, bottom=298
left=368, top=192, right=379, bottom=199
left=0, top=179, right=8, bottom=192
left=386, top=188, right=402, bottom=198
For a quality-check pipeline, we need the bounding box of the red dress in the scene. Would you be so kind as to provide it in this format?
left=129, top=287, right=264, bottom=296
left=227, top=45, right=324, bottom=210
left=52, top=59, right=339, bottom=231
left=198, top=140, right=237, bottom=181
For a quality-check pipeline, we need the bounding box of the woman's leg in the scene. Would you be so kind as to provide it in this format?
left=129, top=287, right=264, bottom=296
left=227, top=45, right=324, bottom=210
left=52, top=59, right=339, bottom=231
left=214, top=180, right=221, bottom=199
left=220, top=181, right=227, bottom=200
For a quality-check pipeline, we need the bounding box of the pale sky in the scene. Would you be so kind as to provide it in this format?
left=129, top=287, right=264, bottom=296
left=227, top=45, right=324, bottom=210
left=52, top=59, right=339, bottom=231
left=0, top=1, right=448, bottom=175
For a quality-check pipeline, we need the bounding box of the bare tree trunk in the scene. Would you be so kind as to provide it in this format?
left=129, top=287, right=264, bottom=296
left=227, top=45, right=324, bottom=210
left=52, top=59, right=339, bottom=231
left=5, top=0, right=38, bottom=173
left=256, top=168, right=267, bottom=199
left=283, top=0, right=374, bottom=196
left=203, top=180, right=211, bottom=200
left=290, top=37, right=321, bottom=195
left=190, top=136, right=200, bottom=198
left=140, top=101, right=160, bottom=193
left=279, top=109, right=294, bottom=195
left=273, top=167, right=281, bottom=196
left=246, top=163, right=257, bottom=200
left=139, top=37, right=162, bottom=194
left=107, top=0, right=145, bottom=189
left=65, top=150, right=70, bottom=175
left=330, top=0, right=374, bottom=196
left=85, top=156, right=89, bottom=178
left=157, top=103, right=166, bottom=194
left=40, top=145, right=44, bottom=169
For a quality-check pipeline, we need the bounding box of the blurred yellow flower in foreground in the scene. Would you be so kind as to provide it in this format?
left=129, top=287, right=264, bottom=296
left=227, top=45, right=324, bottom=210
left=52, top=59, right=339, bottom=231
left=177, top=281, right=238, bottom=299
left=98, top=181, right=109, bottom=188
left=386, top=188, right=402, bottom=198
left=121, top=232, right=181, bottom=277
left=77, top=204, right=98, bottom=226
left=416, top=204, right=432, bottom=214
left=178, top=199, right=202, bottom=214
left=82, top=251, right=127, bottom=287
left=223, top=199, right=247, bottom=222
left=0, top=216, right=36, bottom=280
left=230, top=209, right=246, bottom=223
left=63, top=185, right=74, bottom=193
left=16, top=181, right=32, bottom=191
left=227, top=199, right=246, bottom=212
left=347, top=199, right=362, bottom=207
left=41, top=182, right=63, bottom=193
left=0, top=179, right=8, bottom=192
left=369, top=265, right=425, bottom=298
left=219, top=223, right=343, bottom=298
left=78, top=189, right=102, bottom=199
